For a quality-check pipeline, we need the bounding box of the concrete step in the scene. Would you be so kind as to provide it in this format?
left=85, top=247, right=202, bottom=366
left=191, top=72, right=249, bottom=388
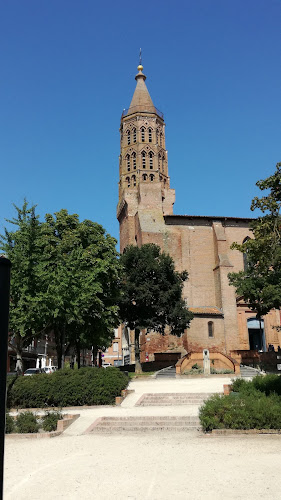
left=88, top=416, right=201, bottom=433
left=90, top=426, right=200, bottom=433
left=240, top=365, right=261, bottom=378
left=156, top=366, right=176, bottom=378
left=136, top=393, right=215, bottom=406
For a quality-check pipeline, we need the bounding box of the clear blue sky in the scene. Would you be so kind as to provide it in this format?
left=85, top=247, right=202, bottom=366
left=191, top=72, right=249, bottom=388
left=1, top=0, right=280, bottom=246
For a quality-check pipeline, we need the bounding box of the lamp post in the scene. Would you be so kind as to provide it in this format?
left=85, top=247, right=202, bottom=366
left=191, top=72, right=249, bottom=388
left=0, top=256, right=11, bottom=500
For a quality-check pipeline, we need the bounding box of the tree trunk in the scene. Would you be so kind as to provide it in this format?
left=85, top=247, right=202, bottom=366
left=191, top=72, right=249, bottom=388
left=14, top=334, right=23, bottom=374
left=76, top=340, right=81, bottom=369
left=92, top=345, right=97, bottom=366
left=259, top=317, right=264, bottom=351
left=134, top=328, right=142, bottom=373
left=54, top=328, right=63, bottom=369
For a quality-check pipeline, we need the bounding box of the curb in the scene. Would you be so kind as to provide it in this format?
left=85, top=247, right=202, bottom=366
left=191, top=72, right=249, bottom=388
left=210, top=429, right=281, bottom=436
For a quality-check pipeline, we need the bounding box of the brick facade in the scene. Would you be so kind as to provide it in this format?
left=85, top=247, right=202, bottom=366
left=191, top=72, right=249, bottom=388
left=116, top=64, right=281, bottom=363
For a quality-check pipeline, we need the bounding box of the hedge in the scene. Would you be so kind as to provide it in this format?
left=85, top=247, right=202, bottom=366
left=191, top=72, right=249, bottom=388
left=7, top=367, right=129, bottom=408
left=200, top=374, right=281, bottom=432
left=232, top=374, right=281, bottom=397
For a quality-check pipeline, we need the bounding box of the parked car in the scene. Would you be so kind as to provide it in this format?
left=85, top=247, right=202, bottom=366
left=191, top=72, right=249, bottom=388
left=23, top=368, right=42, bottom=376
left=102, top=363, right=112, bottom=368
left=41, top=366, right=57, bottom=374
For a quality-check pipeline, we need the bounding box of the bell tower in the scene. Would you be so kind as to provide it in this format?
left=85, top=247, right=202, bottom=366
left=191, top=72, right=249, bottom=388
left=117, top=64, right=175, bottom=252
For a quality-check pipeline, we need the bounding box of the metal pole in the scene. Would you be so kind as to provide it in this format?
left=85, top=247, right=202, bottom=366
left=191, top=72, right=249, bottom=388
left=0, top=256, right=11, bottom=500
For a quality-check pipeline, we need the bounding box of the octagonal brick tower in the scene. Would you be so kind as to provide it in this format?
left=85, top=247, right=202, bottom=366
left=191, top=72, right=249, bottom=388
left=117, top=64, right=175, bottom=252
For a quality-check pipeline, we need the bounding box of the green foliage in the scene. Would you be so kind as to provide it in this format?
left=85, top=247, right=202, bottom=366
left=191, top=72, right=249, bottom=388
left=119, top=244, right=193, bottom=335
left=200, top=374, right=281, bottom=431
left=192, top=363, right=201, bottom=370
left=6, top=374, right=18, bottom=391
left=232, top=374, right=281, bottom=396
left=42, top=411, right=63, bottom=432
left=0, top=201, right=42, bottom=372
left=1, top=203, right=122, bottom=369
left=7, top=367, right=129, bottom=408
left=5, top=414, right=15, bottom=434
left=199, top=392, right=281, bottom=432
left=37, top=209, right=121, bottom=366
left=229, top=163, right=281, bottom=316
left=16, top=412, right=39, bottom=433
left=184, top=368, right=203, bottom=375
left=210, top=368, right=234, bottom=374
left=252, top=374, right=281, bottom=396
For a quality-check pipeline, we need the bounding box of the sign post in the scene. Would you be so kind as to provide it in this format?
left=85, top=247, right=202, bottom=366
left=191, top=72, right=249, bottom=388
left=0, top=256, right=11, bottom=500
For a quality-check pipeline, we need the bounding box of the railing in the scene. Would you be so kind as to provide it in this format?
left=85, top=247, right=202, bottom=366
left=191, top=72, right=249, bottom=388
left=121, top=105, right=164, bottom=120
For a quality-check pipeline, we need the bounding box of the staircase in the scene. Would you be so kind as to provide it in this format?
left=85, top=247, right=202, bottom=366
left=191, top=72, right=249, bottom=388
left=87, top=416, right=200, bottom=433
left=155, top=366, right=176, bottom=378
left=240, top=365, right=261, bottom=378
left=135, top=393, right=214, bottom=406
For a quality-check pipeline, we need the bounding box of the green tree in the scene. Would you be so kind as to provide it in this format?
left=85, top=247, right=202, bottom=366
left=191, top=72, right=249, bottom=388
left=229, top=162, right=281, bottom=318
left=0, top=201, right=42, bottom=373
left=119, top=244, right=193, bottom=372
left=37, top=209, right=121, bottom=368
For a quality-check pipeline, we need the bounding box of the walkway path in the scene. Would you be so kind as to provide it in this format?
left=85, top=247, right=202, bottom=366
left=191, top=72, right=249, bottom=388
left=63, top=376, right=231, bottom=435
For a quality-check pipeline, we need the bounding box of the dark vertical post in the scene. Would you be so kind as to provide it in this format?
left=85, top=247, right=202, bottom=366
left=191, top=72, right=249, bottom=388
left=0, top=256, right=11, bottom=500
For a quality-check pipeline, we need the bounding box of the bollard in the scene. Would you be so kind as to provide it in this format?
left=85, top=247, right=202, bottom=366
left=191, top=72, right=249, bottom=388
left=0, top=256, right=11, bottom=500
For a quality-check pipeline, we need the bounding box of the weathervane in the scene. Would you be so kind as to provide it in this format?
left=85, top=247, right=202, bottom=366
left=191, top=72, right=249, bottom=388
left=139, top=48, right=142, bottom=66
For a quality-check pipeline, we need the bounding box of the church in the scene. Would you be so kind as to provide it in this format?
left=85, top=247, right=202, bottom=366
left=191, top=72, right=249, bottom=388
left=115, top=63, right=281, bottom=371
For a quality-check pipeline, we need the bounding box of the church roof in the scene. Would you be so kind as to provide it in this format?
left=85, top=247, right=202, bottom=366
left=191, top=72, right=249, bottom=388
left=189, top=306, right=223, bottom=316
left=123, top=65, right=163, bottom=119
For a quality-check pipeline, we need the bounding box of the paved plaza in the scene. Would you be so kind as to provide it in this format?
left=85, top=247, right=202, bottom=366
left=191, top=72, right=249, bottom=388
left=4, top=376, right=281, bottom=499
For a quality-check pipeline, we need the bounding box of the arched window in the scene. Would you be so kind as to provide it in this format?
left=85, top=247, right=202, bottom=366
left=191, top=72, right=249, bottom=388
left=162, top=155, right=165, bottom=172
left=243, top=237, right=251, bottom=271
left=149, top=152, right=153, bottom=169
left=132, top=152, right=136, bottom=170
left=133, top=128, right=137, bottom=143
left=126, top=176, right=130, bottom=187
left=208, top=321, right=214, bottom=338
left=148, top=128, right=152, bottom=143
left=141, top=127, right=145, bottom=143
left=132, top=175, right=136, bottom=187
left=158, top=153, right=161, bottom=170
left=142, top=174, right=147, bottom=181
left=160, top=132, right=163, bottom=147
left=156, top=129, right=159, bottom=145
left=127, top=130, right=131, bottom=145
left=142, top=151, right=146, bottom=169
left=126, top=154, right=130, bottom=171
left=150, top=174, right=154, bottom=182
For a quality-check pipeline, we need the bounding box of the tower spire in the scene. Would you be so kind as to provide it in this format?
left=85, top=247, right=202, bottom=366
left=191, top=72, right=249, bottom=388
left=127, top=56, right=156, bottom=115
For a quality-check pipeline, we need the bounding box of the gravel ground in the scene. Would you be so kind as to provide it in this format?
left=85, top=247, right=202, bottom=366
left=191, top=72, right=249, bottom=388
left=4, top=432, right=281, bottom=500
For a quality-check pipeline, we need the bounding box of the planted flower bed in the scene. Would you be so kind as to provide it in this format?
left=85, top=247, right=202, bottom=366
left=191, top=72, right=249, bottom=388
left=5, top=411, right=63, bottom=434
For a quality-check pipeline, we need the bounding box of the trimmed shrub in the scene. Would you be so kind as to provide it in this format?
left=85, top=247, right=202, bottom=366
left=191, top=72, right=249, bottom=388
left=232, top=374, right=281, bottom=397
left=8, top=367, right=129, bottom=408
left=252, top=374, right=281, bottom=396
left=199, top=392, right=281, bottom=432
left=5, top=414, right=15, bottom=434
left=42, top=411, right=63, bottom=432
left=16, top=412, right=39, bottom=433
